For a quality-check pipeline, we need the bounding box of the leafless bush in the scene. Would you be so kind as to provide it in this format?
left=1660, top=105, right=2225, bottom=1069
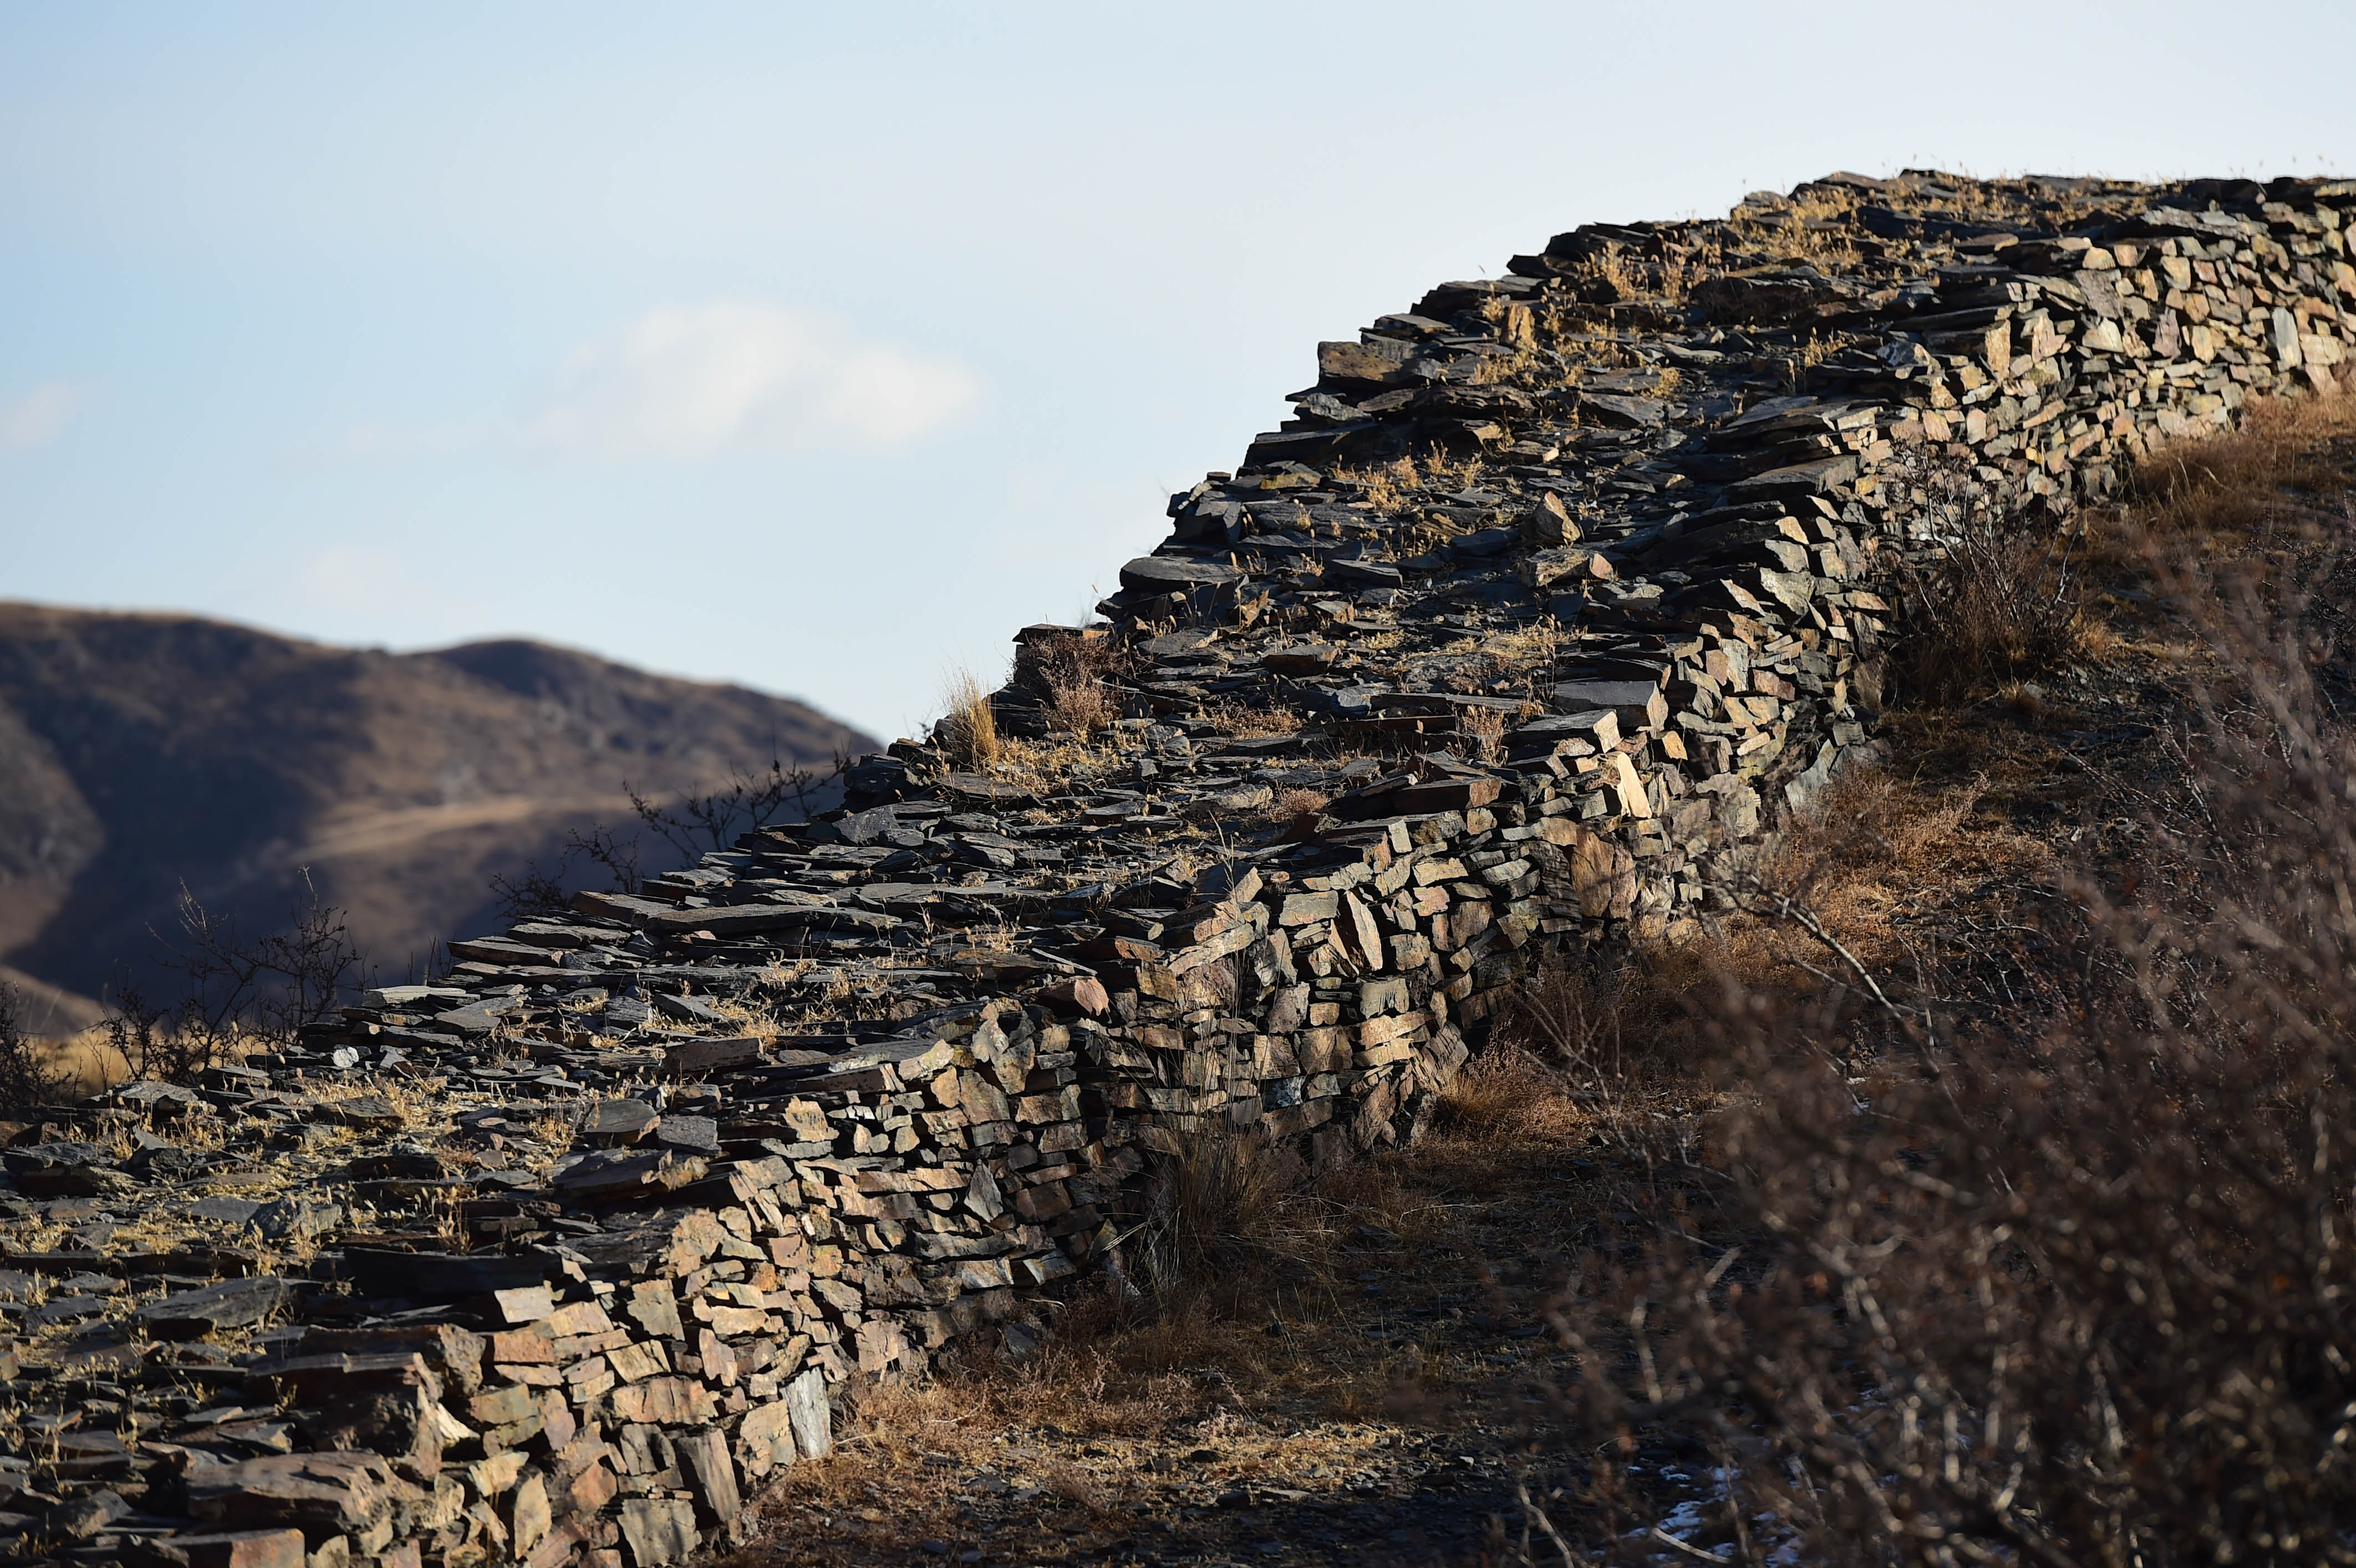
left=1896, top=472, right=2087, bottom=705
left=628, top=754, right=843, bottom=859
left=0, top=980, right=67, bottom=1112
left=1045, top=676, right=1110, bottom=737
left=1536, top=589, right=2356, bottom=1566
left=1132, top=1129, right=1305, bottom=1297
left=105, top=874, right=365, bottom=1085
left=489, top=757, right=839, bottom=919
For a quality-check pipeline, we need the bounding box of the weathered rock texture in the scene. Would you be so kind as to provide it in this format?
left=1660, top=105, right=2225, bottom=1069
left=4, top=170, right=2352, bottom=1568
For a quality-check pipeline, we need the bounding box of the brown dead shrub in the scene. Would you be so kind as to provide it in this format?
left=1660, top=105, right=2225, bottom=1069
left=1895, top=496, right=2088, bottom=707
left=1535, top=585, right=2356, bottom=1565
left=0, top=981, right=68, bottom=1113
left=1016, top=629, right=1127, bottom=740
left=1046, top=675, right=1112, bottom=737
left=1269, top=787, right=1329, bottom=831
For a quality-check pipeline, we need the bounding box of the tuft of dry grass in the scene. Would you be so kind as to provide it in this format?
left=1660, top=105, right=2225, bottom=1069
left=1427, top=1050, right=1584, bottom=1148
left=934, top=669, right=1001, bottom=770
left=1196, top=701, right=1302, bottom=739
left=1460, top=707, right=1507, bottom=763
left=1332, top=456, right=1418, bottom=513
left=1269, top=787, right=1330, bottom=831
left=1468, top=346, right=1543, bottom=386
left=2126, top=385, right=2356, bottom=543
left=1133, top=1129, right=1307, bottom=1297
left=1417, top=450, right=1486, bottom=491
left=1753, top=764, right=2033, bottom=967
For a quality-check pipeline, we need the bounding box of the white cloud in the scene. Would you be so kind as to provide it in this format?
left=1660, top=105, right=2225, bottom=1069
left=513, top=302, right=981, bottom=459
left=0, top=383, right=90, bottom=451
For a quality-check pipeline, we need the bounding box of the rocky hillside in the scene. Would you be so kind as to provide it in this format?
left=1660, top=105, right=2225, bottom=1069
left=0, top=605, right=873, bottom=1026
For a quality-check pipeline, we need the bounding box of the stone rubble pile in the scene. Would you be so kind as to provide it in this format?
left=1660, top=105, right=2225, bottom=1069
left=3, top=171, right=2350, bottom=1568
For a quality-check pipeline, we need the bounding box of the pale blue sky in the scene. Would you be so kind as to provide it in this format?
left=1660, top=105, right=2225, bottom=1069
left=4, top=2, right=2351, bottom=740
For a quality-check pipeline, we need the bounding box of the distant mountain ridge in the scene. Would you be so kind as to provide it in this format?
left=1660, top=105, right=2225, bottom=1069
left=0, top=602, right=874, bottom=1027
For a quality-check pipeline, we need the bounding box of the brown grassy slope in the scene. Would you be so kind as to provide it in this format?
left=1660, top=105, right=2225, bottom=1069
left=1502, top=396, right=2356, bottom=1567
left=726, top=393, right=2356, bottom=1568
left=0, top=605, right=874, bottom=1012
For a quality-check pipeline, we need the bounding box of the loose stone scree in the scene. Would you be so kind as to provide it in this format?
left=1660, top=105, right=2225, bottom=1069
left=3, top=170, right=2352, bottom=1568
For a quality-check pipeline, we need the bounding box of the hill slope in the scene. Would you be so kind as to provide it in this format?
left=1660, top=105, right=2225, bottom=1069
left=0, top=602, right=874, bottom=1016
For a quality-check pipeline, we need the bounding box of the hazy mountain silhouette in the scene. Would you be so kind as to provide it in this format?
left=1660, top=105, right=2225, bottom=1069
left=0, top=602, right=874, bottom=1029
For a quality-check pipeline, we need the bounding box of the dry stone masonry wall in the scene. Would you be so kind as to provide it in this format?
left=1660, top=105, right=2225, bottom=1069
left=3, top=171, right=2352, bottom=1568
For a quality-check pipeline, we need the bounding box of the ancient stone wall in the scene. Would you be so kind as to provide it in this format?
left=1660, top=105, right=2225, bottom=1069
left=3, top=171, right=2352, bottom=1568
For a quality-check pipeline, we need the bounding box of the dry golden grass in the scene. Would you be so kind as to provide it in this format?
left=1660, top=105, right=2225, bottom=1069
left=1574, top=243, right=1647, bottom=302
left=741, top=1066, right=1614, bottom=1548
left=1759, top=765, right=2050, bottom=971
left=1468, top=347, right=1543, bottom=386
left=1460, top=706, right=1507, bottom=763
left=2115, top=384, right=2356, bottom=552
left=1427, top=1050, right=1586, bottom=1147
left=1331, top=456, right=1418, bottom=513
left=1416, top=450, right=1486, bottom=491
left=934, top=669, right=1000, bottom=771
left=966, top=731, right=1123, bottom=797
left=1196, top=701, right=1301, bottom=739
left=1728, top=187, right=1865, bottom=266
left=37, top=1030, right=125, bottom=1098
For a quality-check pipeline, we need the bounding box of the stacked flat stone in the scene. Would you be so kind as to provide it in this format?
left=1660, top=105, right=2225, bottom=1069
left=2, top=170, right=2350, bottom=1568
